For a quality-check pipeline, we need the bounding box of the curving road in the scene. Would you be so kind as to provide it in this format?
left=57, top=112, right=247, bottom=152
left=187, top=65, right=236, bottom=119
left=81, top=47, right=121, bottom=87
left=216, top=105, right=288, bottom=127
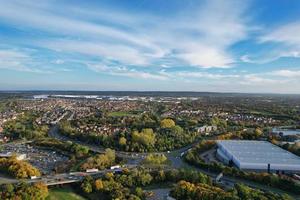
left=47, top=125, right=300, bottom=199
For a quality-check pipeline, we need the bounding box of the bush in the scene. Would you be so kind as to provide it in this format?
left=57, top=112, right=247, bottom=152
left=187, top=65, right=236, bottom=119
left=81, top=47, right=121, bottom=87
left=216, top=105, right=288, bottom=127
left=0, top=156, right=40, bottom=179
left=143, top=154, right=167, bottom=165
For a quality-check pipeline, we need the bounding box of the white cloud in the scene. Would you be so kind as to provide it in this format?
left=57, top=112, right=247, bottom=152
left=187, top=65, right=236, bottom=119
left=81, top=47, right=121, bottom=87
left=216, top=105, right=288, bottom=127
left=41, top=40, right=150, bottom=66
left=87, top=63, right=169, bottom=81
left=53, top=59, right=64, bottom=65
left=172, top=0, right=248, bottom=67
left=176, top=71, right=239, bottom=79
left=177, top=45, right=234, bottom=68
left=0, top=49, right=33, bottom=72
left=253, top=21, right=300, bottom=63
left=0, top=0, right=251, bottom=69
left=241, top=50, right=300, bottom=64
left=242, top=74, right=279, bottom=84
left=270, top=69, right=300, bottom=78
left=261, top=22, right=300, bottom=45
left=0, top=49, right=64, bottom=73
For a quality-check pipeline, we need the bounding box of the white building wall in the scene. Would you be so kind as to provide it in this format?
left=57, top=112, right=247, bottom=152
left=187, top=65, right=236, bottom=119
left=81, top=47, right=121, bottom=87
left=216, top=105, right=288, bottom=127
left=217, top=140, right=300, bottom=172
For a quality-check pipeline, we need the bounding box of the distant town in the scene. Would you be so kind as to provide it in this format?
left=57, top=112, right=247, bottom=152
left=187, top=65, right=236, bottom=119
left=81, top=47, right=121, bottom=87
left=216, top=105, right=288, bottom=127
left=0, top=91, right=299, bottom=200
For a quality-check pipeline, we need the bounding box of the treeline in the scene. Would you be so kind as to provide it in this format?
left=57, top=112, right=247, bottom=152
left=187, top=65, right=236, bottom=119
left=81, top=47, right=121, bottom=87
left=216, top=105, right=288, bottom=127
left=78, top=168, right=212, bottom=200
left=171, top=180, right=231, bottom=199
left=78, top=168, right=291, bottom=200
left=215, top=128, right=263, bottom=140
left=0, top=156, right=40, bottom=179
left=3, top=112, right=48, bottom=140
left=59, top=118, right=199, bottom=153
left=0, top=182, right=48, bottom=200
left=80, top=172, right=148, bottom=199
left=171, top=180, right=292, bottom=200
left=80, top=148, right=116, bottom=171
left=185, top=140, right=300, bottom=194
left=34, top=138, right=90, bottom=158
left=281, top=142, right=300, bottom=157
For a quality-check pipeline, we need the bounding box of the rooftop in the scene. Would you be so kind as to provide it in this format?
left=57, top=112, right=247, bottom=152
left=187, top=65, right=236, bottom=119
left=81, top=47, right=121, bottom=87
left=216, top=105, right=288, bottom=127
left=217, top=140, right=300, bottom=166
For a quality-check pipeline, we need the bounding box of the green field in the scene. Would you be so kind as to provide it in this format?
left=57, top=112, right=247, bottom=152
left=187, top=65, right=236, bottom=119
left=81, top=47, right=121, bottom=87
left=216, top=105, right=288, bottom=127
left=0, top=102, right=5, bottom=112
left=46, top=188, right=86, bottom=200
left=108, top=111, right=138, bottom=117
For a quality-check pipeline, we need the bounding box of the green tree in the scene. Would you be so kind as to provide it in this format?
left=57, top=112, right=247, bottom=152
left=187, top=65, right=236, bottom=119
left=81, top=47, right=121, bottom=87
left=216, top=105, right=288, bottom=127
left=105, top=148, right=116, bottom=164
left=143, top=154, right=167, bottom=165
left=81, top=176, right=93, bottom=193
left=160, top=119, right=175, bottom=128
left=135, top=187, right=144, bottom=198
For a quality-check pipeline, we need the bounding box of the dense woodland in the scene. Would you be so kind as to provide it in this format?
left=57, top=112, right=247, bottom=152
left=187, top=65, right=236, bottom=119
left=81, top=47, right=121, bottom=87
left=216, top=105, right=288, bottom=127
left=3, top=112, right=49, bottom=140
left=0, top=182, right=48, bottom=200
left=59, top=115, right=199, bottom=152
left=170, top=180, right=292, bottom=200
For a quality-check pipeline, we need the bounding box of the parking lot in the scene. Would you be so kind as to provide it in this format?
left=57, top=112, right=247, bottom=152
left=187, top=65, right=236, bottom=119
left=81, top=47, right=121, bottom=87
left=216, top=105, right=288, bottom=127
left=200, top=147, right=221, bottom=164
left=0, top=142, right=68, bottom=175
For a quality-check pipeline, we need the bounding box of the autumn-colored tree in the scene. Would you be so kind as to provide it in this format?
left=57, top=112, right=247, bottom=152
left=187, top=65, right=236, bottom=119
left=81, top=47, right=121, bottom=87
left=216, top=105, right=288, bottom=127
left=119, top=137, right=127, bottom=146
left=94, top=179, right=104, bottom=191
left=0, top=157, right=41, bottom=179
left=80, top=148, right=115, bottom=170
left=132, top=128, right=156, bottom=147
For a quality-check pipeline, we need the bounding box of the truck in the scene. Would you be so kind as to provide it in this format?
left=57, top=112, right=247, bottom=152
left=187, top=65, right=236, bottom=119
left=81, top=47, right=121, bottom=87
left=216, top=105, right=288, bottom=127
left=110, top=165, right=121, bottom=170
left=86, top=168, right=99, bottom=173
left=30, top=176, right=40, bottom=180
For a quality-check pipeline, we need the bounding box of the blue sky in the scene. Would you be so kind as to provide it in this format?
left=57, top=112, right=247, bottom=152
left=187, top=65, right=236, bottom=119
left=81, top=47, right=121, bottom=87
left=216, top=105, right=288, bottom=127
left=1, top=0, right=300, bottom=93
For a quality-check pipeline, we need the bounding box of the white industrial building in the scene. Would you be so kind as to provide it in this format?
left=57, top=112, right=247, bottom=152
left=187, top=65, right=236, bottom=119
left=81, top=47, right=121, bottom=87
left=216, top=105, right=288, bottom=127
left=196, top=125, right=217, bottom=135
left=216, top=140, right=300, bottom=173
left=0, top=152, right=26, bottom=160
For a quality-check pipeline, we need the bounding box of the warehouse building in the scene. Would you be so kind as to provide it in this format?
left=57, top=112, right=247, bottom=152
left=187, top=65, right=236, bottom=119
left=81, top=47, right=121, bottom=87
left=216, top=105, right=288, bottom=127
left=216, top=140, right=300, bottom=173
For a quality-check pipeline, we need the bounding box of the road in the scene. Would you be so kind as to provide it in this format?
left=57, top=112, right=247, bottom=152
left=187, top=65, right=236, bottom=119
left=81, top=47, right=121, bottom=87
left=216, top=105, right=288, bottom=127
left=48, top=125, right=148, bottom=163
left=0, top=166, right=136, bottom=186
left=2, top=124, right=299, bottom=198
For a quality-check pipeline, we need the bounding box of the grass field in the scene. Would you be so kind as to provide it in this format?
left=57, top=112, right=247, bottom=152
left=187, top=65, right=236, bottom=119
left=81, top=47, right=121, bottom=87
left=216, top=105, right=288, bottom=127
left=108, top=111, right=138, bottom=117
left=46, top=187, right=86, bottom=200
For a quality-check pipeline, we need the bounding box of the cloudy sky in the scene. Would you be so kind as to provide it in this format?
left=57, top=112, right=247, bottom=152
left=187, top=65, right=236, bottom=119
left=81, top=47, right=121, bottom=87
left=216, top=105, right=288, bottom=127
left=0, top=0, right=300, bottom=93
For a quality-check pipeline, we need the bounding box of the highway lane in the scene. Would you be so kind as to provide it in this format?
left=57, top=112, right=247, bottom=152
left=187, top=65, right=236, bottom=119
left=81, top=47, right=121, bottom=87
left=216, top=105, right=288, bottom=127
left=0, top=166, right=137, bottom=186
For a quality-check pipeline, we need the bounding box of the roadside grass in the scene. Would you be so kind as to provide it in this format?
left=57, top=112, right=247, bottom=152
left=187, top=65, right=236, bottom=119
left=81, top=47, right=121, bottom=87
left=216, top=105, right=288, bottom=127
left=70, top=158, right=88, bottom=172
left=46, top=187, right=86, bottom=200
